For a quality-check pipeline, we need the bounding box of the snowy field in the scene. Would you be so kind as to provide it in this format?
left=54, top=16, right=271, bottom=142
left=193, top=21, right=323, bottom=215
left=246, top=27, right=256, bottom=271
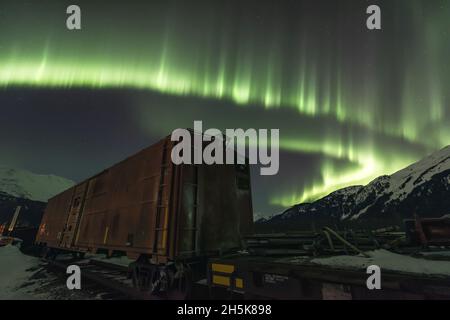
left=0, top=243, right=107, bottom=300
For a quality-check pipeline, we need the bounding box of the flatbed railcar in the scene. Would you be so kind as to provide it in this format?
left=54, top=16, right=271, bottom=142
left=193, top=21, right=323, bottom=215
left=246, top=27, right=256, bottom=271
left=207, top=253, right=450, bottom=299
left=35, top=131, right=253, bottom=297
left=207, top=229, right=450, bottom=300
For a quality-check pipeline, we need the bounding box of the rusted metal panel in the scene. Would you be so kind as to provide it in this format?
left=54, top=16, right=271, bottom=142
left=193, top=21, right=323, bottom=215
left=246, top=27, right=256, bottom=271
left=36, top=187, right=74, bottom=247
left=36, top=133, right=253, bottom=264
left=75, top=169, right=111, bottom=250
left=405, top=215, right=450, bottom=246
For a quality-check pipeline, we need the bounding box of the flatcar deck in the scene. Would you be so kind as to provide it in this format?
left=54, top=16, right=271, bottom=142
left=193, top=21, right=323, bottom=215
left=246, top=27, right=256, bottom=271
left=208, top=251, right=450, bottom=299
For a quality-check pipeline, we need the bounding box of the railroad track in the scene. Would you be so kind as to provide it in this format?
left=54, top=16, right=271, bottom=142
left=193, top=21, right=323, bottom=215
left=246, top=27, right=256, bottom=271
left=44, top=258, right=162, bottom=300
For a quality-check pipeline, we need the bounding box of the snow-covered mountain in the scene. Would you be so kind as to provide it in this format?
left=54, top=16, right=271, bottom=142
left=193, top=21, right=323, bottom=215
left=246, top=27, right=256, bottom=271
left=0, top=166, right=75, bottom=202
left=253, top=211, right=278, bottom=222
left=257, top=146, right=450, bottom=231
left=0, top=191, right=46, bottom=228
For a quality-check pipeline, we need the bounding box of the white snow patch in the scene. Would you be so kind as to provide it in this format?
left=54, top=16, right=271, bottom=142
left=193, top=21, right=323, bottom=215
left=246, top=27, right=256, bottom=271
left=90, top=254, right=132, bottom=267
left=253, top=212, right=269, bottom=222
left=386, top=146, right=450, bottom=203
left=0, top=244, right=109, bottom=300
left=0, top=244, right=43, bottom=299
left=311, top=249, right=450, bottom=277
left=350, top=206, right=369, bottom=220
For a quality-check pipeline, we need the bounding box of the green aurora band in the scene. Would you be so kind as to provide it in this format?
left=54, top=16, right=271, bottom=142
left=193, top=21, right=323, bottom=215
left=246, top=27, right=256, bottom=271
left=0, top=0, right=448, bottom=209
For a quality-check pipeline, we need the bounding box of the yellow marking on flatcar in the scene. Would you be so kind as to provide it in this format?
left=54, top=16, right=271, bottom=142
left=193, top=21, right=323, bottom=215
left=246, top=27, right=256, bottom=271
left=211, top=263, right=235, bottom=274
left=213, top=275, right=231, bottom=287
left=235, top=278, right=244, bottom=289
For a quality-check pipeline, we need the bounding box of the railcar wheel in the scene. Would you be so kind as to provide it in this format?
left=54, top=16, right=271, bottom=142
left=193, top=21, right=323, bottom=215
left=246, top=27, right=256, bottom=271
left=166, top=264, right=192, bottom=300
left=40, top=246, right=49, bottom=258
left=42, top=247, right=57, bottom=260
left=71, top=252, right=85, bottom=259
left=130, top=258, right=153, bottom=292
left=129, top=259, right=192, bottom=299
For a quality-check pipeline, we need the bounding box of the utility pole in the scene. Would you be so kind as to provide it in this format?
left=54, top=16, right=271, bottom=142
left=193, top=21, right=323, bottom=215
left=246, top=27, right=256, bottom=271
left=7, top=206, right=22, bottom=236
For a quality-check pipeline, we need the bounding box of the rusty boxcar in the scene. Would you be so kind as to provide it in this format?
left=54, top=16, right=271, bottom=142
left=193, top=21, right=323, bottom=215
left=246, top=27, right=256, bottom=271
left=36, top=132, right=253, bottom=297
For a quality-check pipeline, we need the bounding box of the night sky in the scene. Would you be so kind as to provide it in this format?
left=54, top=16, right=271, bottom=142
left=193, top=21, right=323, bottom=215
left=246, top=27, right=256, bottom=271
left=0, top=0, right=449, bottom=217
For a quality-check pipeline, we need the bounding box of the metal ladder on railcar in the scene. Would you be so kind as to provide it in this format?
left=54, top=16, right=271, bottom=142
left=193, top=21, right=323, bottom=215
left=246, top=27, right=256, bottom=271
left=152, top=140, right=200, bottom=257
left=153, top=141, right=170, bottom=256
left=59, top=184, right=88, bottom=249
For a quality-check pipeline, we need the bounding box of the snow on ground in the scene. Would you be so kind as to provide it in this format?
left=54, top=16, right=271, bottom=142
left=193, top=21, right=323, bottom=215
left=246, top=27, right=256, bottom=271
left=90, top=254, right=132, bottom=267
left=0, top=243, right=42, bottom=299
left=0, top=244, right=105, bottom=300
left=310, top=249, right=450, bottom=277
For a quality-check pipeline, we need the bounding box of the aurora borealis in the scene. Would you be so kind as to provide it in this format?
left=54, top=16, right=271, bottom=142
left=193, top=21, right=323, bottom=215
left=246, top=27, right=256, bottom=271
left=0, top=0, right=449, bottom=216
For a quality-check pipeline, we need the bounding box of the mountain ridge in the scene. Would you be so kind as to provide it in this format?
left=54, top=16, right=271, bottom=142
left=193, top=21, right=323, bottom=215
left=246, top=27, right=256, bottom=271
left=257, top=145, right=450, bottom=231
left=0, top=166, right=74, bottom=202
